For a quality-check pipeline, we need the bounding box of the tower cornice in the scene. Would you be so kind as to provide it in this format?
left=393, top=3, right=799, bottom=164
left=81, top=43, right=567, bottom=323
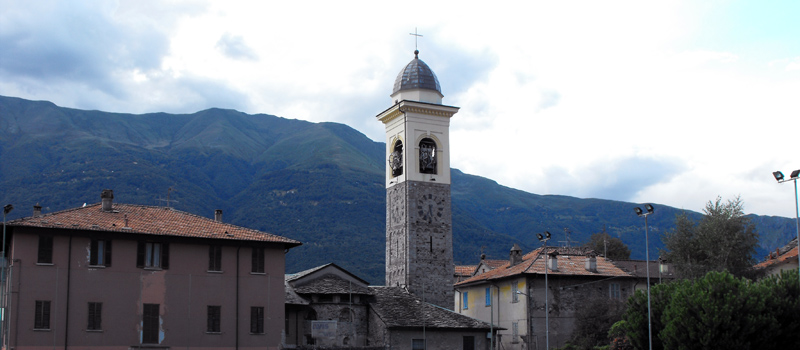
left=376, top=100, right=460, bottom=125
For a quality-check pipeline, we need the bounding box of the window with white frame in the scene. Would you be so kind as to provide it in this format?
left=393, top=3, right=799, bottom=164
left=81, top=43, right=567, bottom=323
left=511, top=281, right=519, bottom=302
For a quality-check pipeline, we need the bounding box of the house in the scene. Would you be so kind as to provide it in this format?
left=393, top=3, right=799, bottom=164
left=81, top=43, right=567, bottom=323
left=755, top=237, right=799, bottom=277
left=455, top=245, right=636, bottom=350
left=1, top=189, right=300, bottom=350
left=611, top=258, right=676, bottom=291
left=284, top=263, right=500, bottom=350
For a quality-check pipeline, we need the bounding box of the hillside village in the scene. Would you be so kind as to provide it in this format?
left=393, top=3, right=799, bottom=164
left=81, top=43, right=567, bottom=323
left=1, top=50, right=799, bottom=350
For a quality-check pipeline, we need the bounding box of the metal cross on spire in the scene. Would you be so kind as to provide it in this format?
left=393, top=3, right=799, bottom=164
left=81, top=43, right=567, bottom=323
left=409, top=27, right=423, bottom=57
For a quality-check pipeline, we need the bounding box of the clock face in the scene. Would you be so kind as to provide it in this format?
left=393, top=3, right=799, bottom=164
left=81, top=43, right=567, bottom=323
left=417, top=193, right=445, bottom=224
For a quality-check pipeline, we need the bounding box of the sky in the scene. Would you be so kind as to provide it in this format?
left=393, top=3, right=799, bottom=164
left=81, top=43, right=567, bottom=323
left=1, top=0, right=799, bottom=218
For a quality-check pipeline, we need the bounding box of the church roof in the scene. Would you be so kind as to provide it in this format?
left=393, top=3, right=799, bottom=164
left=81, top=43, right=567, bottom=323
left=293, top=274, right=373, bottom=295
left=368, top=286, right=498, bottom=330
left=392, top=50, right=441, bottom=95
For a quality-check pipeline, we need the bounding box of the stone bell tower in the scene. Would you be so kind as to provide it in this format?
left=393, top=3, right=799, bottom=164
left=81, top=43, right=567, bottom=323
left=376, top=49, right=459, bottom=309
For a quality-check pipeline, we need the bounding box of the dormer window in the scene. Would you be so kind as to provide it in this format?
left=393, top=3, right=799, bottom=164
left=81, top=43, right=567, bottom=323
left=389, top=140, right=403, bottom=177
left=419, top=138, right=437, bottom=174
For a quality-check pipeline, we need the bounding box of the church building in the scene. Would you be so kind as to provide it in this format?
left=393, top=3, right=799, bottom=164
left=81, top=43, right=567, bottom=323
left=376, top=49, right=459, bottom=310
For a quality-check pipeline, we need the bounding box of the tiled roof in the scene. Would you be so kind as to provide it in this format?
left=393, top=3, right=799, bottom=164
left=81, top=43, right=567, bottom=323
left=755, top=238, right=799, bottom=269
left=369, top=287, right=498, bottom=330
left=455, top=265, right=477, bottom=276
left=8, top=203, right=301, bottom=246
left=612, top=260, right=675, bottom=279
left=286, top=264, right=330, bottom=282
left=456, top=247, right=632, bottom=286
left=293, top=274, right=373, bottom=295
left=483, top=259, right=509, bottom=269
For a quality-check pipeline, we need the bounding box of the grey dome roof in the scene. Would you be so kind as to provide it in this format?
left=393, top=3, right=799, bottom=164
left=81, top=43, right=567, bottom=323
left=392, top=50, right=442, bottom=95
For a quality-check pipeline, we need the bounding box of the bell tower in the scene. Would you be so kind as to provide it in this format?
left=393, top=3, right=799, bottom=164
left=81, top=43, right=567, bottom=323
left=376, top=49, right=459, bottom=309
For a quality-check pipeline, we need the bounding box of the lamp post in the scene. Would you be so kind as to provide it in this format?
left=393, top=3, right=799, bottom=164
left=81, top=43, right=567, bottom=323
left=535, top=231, right=552, bottom=349
left=634, top=204, right=654, bottom=350
left=773, top=169, right=800, bottom=288
left=2, top=204, right=12, bottom=259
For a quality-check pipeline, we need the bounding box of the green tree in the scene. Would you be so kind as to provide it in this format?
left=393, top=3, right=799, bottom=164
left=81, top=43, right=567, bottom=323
left=585, top=232, right=631, bottom=260
left=661, top=196, right=758, bottom=279
left=620, top=280, right=687, bottom=350
left=660, top=271, right=776, bottom=350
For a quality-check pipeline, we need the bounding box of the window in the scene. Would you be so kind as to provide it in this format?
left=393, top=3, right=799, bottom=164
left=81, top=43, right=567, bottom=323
left=142, top=304, right=160, bottom=344
left=209, top=245, right=222, bottom=271
left=463, top=336, right=475, bottom=350
left=88, top=302, right=102, bottom=330
left=462, top=292, right=468, bottom=310
left=390, top=140, right=403, bottom=177
left=412, top=339, right=426, bottom=350
left=485, top=287, right=491, bottom=306
left=37, top=236, right=53, bottom=264
left=511, top=282, right=519, bottom=302
left=419, top=138, right=437, bottom=174
left=512, top=322, right=519, bottom=343
left=251, top=247, right=265, bottom=273
left=34, top=300, right=51, bottom=329
left=610, top=283, right=621, bottom=299
left=90, top=239, right=112, bottom=266
left=207, top=305, right=221, bottom=333
left=250, top=306, right=265, bottom=334
left=136, top=242, right=169, bottom=269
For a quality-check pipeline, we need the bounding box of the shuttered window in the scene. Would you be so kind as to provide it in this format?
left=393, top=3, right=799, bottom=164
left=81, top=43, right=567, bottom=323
left=251, top=247, right=265, bottom=273
left=207, top=305, right=221, bottom=333
left=88, top=302, right=102, bottom=330
left=209, top=245, right=222, bottom=271
left=34, top=300, right=51, bottom=329
left=142, top=304, right=160, bottom=344
left=136, top=242, right=169, bottom=269
left=90, top=239, right=112, bottom=266
left=250, top=306, right=264, bottom=334
left=37, top=236, right=53, bottom=264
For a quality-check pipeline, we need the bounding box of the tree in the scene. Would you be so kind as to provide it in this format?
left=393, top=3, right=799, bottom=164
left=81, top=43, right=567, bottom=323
left=661, top=196, right=758, bottom=279
left=620, top=280, right=687, bottom=350
left=585, top=232, right=631, bottom=260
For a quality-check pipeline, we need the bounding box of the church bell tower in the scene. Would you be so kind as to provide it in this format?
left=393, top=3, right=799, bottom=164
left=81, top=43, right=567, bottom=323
left=376, top=49, right=458, bottom=309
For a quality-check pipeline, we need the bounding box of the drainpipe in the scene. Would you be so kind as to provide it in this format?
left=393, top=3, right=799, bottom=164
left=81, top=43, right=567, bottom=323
left=64, top=235, right=72, bottom=350
left=236, top=246, right=240, bottom=350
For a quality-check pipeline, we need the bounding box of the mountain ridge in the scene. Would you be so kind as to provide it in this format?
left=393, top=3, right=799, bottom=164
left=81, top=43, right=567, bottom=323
left=0, top=95, right=794, bottom=283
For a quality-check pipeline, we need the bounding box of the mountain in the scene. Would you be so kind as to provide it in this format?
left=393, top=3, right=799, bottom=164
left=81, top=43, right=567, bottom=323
left=0, top=95, right=795, bottom=283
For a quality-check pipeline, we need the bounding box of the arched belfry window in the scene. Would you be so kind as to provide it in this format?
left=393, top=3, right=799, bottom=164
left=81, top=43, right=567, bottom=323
left=419, top=138, right=437, bottom=174
left=389, top=140, right=403, bottom=177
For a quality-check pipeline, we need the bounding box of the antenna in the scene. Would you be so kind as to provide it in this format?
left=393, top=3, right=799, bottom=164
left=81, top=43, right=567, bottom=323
left=156, top=187, right=179, bottom=208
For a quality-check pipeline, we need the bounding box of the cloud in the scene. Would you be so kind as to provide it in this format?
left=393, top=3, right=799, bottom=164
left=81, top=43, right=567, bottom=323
left=215, top=33, right=258, bottom=61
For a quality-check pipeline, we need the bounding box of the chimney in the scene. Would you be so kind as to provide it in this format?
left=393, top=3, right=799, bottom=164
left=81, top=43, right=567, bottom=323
left=509, top=244, right=523, bottom=267
left=215, top=209, right=223, bottom=222
left=101, top=189, right=114, bottom=212
left=585, top=252, right=597, bottom=273
left=547, top=251, right=559, bottom=271
left=33, top=203, right=42, bottom=217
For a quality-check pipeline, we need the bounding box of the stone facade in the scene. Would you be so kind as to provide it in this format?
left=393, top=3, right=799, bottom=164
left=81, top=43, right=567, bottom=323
left=386, top=180, right=454, bottom=310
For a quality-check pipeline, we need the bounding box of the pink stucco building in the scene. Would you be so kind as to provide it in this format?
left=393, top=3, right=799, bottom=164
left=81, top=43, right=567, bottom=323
left=1, top=190, right=300, bottom=350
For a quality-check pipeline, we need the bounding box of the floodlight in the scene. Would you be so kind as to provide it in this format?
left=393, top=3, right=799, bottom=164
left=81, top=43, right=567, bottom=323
left=545, top=231, right=552, bottom=239
left=645, top=204, right=655, bottom=214
left=537, top=233, right=543, bottom=241
left=3, top=204, right=12, bottom=215
left=634, top=207, right=643, bottom=216
left=774, top=171, right=785, bottom=182
left=791, top=170, right=800, bottom=179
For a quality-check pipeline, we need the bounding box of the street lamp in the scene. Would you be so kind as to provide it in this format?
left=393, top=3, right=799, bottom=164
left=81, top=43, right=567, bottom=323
left=773, top=169, right=800, bottom=288
left=634, top=204, right=654, bottom=350
left=534, top=231, right=552, bottom=349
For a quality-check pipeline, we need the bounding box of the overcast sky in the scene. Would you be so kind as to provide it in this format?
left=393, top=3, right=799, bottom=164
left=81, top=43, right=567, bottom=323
left=1, top=0, right=799, bottom=218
